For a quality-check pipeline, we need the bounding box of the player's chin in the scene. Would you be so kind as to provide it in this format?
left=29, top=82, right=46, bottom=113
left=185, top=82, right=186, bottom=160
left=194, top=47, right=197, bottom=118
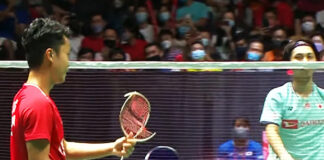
left=55, top=75, right=67, bottom=84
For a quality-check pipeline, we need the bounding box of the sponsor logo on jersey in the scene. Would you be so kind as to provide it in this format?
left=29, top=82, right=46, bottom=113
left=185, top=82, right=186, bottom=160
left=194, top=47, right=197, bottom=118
left=282, top=119, right=298, bottom=129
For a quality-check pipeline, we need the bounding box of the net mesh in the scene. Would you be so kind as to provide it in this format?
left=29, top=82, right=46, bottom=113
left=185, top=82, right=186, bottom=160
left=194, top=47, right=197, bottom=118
left=1, top=61, right=324, bottom=160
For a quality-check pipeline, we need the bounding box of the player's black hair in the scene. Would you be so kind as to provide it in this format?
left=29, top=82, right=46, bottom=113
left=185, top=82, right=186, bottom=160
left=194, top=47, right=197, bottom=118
left=283, top=39, right=319, bottom=61
left=22, top=18, right=71, bottom=69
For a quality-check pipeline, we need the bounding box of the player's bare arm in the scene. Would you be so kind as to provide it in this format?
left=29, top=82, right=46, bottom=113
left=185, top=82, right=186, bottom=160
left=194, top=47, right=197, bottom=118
left=26, top=139, right=51, bottom=160
left=63, top=135, right=136, bottom=160
left=266, top=124, right=294, bottom=160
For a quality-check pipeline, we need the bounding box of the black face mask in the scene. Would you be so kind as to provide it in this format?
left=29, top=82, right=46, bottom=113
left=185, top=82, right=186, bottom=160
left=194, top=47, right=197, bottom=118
left=146, top=55, right=161, bottom=61
left=235, top=46, right=248, bottom=61
left=104, top=39, right=116, bottom=48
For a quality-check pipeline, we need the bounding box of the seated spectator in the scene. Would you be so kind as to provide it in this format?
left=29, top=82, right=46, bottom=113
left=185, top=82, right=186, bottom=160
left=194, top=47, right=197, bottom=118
left=81, top=13, right=106, bottom=58
left=310, top=32, right=324, bottom=59
left=186, top=40, right=213, bottom=62
left=120, top=21, right=147, bottom=61
left=144, top=43, right=164, bottom=61
left=68, top=18, right=84, bottom=61
left=262, top=8, right=280, bottom=30
left=108, top=48, right=127, bottom=61
left=176, top=0, right=208, bottom=27
left=217, top=117, right=263, bottom=160
left=0, top=0, right=17, bottom=60
left=233, top=32, right=249, bottom=61
left=271, top=0, right=294, bottom=29
left=262, top=26, right=289, bottom=61
left=245, top=39, right=264, bottom=61
left=291, top=12, right=319, bottom=40
left=77, top=48, right=95, bottom=61
left=102, top=27, right=121, bottom=60
left=135, top=5, right=155, bottom=43
left=157, top=5, right=175, bottom=32
left=158, top=29, right=184, bottom=61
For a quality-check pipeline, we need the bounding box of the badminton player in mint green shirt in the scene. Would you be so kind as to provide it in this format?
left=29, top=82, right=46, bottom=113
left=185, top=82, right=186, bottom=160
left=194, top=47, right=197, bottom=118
left=260, top=40, right=324, bottom=160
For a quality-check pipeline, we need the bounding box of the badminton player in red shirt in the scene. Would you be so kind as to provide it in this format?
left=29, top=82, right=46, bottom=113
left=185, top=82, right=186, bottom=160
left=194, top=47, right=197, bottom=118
left=10, top=18, right=136, bottom=160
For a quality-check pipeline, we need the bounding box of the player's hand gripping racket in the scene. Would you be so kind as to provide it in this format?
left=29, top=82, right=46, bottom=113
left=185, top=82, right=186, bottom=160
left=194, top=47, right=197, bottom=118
left=119, top=91, right=156, bottom=159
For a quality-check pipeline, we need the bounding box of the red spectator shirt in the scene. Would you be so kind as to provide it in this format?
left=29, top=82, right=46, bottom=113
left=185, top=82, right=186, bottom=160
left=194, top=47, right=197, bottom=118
left=81, top=36, right=104, bottom=53
left=121, top=39, right=147, bottom=61
left=10, top=83, right=66, bottom=160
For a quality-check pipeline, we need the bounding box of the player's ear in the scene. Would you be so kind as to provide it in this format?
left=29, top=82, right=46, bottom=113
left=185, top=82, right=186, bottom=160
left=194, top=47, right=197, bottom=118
left=45, top=48, right=54, bottom=62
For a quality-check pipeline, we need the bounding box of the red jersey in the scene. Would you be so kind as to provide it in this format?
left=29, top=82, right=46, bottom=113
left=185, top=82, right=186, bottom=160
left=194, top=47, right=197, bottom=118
left=10, top=83, right=66, bottom=160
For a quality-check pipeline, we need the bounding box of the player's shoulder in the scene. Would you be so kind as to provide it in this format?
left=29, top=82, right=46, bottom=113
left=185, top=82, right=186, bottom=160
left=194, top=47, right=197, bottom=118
left=267, top=82, right=291, bottom=97
left=314, top=83, right=324, bottom=97
left=17, top=84, right=52, bottom=110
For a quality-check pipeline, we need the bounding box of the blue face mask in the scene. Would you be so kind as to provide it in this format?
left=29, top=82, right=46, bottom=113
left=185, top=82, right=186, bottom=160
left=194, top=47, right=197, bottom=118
left=136, top=12, right=148, bottom=24
left=224, top=19, right=235, bottom=27
left=201, top=38, right=209, bottom=46
left=192, top=50, right=206, bottom=60
left=247, top=52, right=262, bottom=61
left=314, top=42, right=324, bottom=52
left=178, top=26, right=190, bottom=37
left=159, top=12, right=170, bottom=22
left=92, top=24, right=104, bottom=33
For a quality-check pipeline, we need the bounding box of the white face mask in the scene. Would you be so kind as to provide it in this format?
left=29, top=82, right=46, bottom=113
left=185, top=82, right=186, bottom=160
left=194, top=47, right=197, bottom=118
left=233, top=127, right=250, bottom=139
left=302, top=21, right=315, bottom=33
left=161, top=40, right=172, bottom=49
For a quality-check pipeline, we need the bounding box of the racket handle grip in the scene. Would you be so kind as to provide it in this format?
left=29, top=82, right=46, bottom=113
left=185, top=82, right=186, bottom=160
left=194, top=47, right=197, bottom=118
left=120, top=156, right=124, bottom=160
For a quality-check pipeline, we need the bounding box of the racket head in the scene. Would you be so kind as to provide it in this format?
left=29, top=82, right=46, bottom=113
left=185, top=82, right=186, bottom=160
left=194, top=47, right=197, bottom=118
left=119, top=91, right=155, bottom=142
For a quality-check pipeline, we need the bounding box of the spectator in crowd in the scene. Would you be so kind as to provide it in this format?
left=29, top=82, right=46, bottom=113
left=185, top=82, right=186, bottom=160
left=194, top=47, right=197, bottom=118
left=108, top=48, right=127, bottom=61
left=262, top=8, right=279, bottom=30
left=262, top=26, right=289, bottom=61
left=106, top=0, right=133, bottom=36
left=300, top=13, right=318, bottom=37
left=120, top=20, right=147, bottom=61
left=77, top=48, right=95, bottom=61
left=186, top=40, right=212, bottom=62
left=157, top=5, right=174, bottom=32
left=233, top=32, right=249, bottom=61
left=0, top=0, right=17, bottom=60
left=158, top=29, right=184, bottom=61
left=291, top=12, right=319, bottom=40
left=217, top=117, right=263, bottom=160
left=81, top=13, right=106, bottom=60
left=144, top=43, right=164, bottom=61
left=245, top=39, right=264, bottom=61
left=176, top=0, right=208, bottom=27
left=102, top=27, right=125, bottom=61
left=271, top=0, right=294, bottom=30
left=68, top=18, right=84, bottom=61
left=135, top=5, right=155, bottom=43
left=310, top=32, right=324, bottom=54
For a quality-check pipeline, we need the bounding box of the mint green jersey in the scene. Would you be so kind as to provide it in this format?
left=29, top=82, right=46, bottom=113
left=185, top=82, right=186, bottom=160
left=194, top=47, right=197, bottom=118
left=260, top=82, right=324, bottom=160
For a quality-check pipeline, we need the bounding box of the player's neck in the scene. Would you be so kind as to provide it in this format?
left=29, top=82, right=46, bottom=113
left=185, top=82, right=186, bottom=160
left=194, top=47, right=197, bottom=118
left=292, top=79, right=313, bottom=97
left=26, top=69, right=54, bottom=96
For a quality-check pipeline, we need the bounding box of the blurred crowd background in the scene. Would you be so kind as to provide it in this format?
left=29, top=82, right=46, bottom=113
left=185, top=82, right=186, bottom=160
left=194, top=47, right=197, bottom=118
left=0, top=0, right=324, bottom=62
